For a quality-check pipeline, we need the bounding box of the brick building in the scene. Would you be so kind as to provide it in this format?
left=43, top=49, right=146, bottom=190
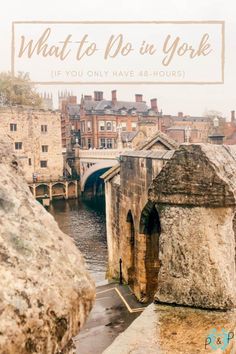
left=157, top=112, right=226, bottom=144
left=0, top=106, right=63, bottom=183
left=60, top=90, right=234, bottom=149
left=79, top=90, right=159, bottom=149
left=61, top=90, right=161, bottom=151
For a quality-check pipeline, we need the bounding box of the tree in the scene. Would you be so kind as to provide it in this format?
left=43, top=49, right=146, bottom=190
left=203, top=109, right=223, bottom=118
left=0, top=72, right=42, bottom=107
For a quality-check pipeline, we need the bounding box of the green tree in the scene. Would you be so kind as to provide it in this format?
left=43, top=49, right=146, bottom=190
left=0, top=72, right=42, bottom=107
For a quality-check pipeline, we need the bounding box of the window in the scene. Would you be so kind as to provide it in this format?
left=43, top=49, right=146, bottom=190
left=132, top=122, right=137, bottom=131
left=88, top=138, right=92, bottom=148
left=87, top=121, right=92, bottom=132
left=106, top=122, right=112, bottom=131
left=28, top=158, right=32, bottom=166
left=121, top=122, right=127, bottom=131
left=107, top=139, right=113, bottom=149
left=41, top=125, right=47, bottom=133
left=40, top=160, right=47, bottom=168
left=42, top=145, right=48, bottom=153
left=99, top=121, right=105, bottom=131
left=10, top=123, right=17, bottom=131
left=100, top=138, right=106, bottom=148
left=15, top=142, right=22, bottom=150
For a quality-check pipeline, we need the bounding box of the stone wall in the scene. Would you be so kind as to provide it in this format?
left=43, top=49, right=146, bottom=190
left=0, top=141, right=95, bottom=353
left=149, top=144, right=236, bottom=309
left=0, top=107, right=63, bottom=182
left=105, top=149, right=172, bottom=301
left=105, top=143, right=236, bottom=309
left=155, top=205, right=236, bottom=309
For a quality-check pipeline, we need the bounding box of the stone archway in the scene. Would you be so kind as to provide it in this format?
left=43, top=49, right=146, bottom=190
left=52, top=183, right=66, bottom=198
left=139, top=201, right=161, bottom=299
left=126, top=210, right=135, bottom=287
left=68, top=181, right=77, bottom=198
left=35, top=184, right=50, bottom=198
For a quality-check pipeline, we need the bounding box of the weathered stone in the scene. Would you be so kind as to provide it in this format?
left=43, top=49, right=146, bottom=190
left=149, top=144, right=236, bottom=207
left=0, top=142, right=95, bottom=354
left=154, top=205, right=236, bottom=309
left=102, top=133, right=176, bottom=301
left=103, top=303, right=236, bottom=354
left=149, top=144, right=236, bottom=309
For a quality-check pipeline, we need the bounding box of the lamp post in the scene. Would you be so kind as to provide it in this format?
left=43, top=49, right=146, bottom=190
left=119, top=258, right=123, bottom=285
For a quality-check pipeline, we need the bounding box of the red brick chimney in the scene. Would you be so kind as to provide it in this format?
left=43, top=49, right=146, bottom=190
left=178, top=112, right=184, bottom=118
left=135, top=94, right=143, bottom=103
left=231, top=110, right=235, bottom=122
left=112, top=90, right=117, bottom=105
left=150, top=98, right=158, bottom=112
left=94, top=91, right=103, bottom=101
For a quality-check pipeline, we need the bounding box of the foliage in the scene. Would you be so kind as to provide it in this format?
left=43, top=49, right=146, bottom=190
left=203, top=109, right=223, bottom=118
left=0, top=72, right=42, bottom=107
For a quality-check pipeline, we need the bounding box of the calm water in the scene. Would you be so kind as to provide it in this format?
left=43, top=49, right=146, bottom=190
left=48, top=197, right=107, bottom=285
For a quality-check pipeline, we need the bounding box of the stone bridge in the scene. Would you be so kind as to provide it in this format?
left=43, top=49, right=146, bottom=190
left=29, top=180, right=78, bottom=200
left=75, top=148, right=125, bottom=192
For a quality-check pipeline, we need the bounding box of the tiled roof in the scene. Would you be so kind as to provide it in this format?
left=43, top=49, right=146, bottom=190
left=84, top=99, right=149, bottom=113
left=137, top=130, right=178, bottom=150
left=67, top=104, right=80, bottom=116
left=101, top=130, right=178, bottom=181
left=121, top=131, right=138, bottom=142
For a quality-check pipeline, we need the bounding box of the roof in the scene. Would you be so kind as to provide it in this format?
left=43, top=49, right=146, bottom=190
left=83, top=99, right=149, bottom=113
left=121, top=150, right=174, bottom=160
left=101, top=130, right=178, bottom=181
left=101, top=164, right=120, bottom=181
left=136, top=130, right=178, bottom=150
left=67, top=104, right=80, bottom=116
left=149, top=143, right=236, bottom=207
left=121, top=131, right=138, bottom=142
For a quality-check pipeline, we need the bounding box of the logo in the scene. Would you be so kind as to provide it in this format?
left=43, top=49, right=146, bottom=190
left=205, top=328, right=234, bottom=351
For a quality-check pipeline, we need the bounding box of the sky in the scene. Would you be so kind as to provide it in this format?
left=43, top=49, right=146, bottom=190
left=1, top=0, right=236, bottom=118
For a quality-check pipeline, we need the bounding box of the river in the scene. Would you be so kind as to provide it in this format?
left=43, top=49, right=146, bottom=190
left=48, top=197, right=107, bottom=285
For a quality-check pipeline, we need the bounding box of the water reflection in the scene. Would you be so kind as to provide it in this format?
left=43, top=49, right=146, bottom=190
left=48, top=197, right=107, bottom=285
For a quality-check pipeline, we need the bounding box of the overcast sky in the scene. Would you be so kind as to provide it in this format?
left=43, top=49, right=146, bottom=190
left=1, top=0, right=236, bottom=118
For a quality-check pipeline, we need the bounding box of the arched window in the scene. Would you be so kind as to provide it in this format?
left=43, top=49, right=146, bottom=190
left=126, top=210, right=135, bottom=286
left=139, top=201, right=161, bottom=299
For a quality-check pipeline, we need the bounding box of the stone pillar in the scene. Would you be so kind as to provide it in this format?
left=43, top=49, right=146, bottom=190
left=49, top=183, right=52, bottom=201
left=75, top=181, right=78, bottom=198
left=65, top=182, right=68, bottom=200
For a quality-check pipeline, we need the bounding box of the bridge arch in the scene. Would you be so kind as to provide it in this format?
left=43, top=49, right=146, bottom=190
left=35, top=184, right=50, bottom=198
left=81, top=161, right=118, bottom=192
left=52, top=182, right=66, bottom=197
